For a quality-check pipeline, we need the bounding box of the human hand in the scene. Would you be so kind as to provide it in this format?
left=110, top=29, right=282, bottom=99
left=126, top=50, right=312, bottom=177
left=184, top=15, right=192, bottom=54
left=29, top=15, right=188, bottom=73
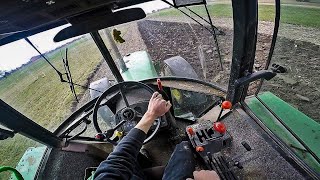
left=186, top=170, right=220, bottom=180
left=146, top=92, right=171, bottom=119
left=136, top=92, right=171, bottom=133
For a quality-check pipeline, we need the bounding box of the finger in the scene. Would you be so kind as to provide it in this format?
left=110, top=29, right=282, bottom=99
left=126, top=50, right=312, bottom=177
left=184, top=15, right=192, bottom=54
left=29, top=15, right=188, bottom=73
left=151, top=92, right=159, bottom=99
left=156, top=93, right=163, bottom=100
left=160, top=99, right=167, bottom=105
left=193, top=171, right=199, bottom=178
left=166, top=101, right=172, bottom=108
left=210, top=170, right=219, bottom=176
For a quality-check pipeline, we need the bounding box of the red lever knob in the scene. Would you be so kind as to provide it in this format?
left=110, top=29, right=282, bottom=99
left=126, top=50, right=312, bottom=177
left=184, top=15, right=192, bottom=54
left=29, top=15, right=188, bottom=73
left=187, top=127, right=195, bottom=135
left=95, top=133, right=105, bottom=140
left=221, top=101, right=232, bottom=109
left=213, top=122, right=227, bottom=134
left=196, top=146, right=204, bottom=152
left=157, top=78, right=163, bottom=91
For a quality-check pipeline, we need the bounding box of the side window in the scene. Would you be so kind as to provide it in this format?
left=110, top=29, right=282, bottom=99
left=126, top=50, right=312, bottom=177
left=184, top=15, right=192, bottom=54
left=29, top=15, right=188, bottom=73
left=258, top=3, right=320, bottom=121
left=0, top=125, right=46, bottom=180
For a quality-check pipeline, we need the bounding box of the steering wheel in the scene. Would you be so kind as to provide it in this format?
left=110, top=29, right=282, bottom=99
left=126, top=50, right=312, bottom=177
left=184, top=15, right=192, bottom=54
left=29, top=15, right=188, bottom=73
left=92, top=81, right=162, bottom=144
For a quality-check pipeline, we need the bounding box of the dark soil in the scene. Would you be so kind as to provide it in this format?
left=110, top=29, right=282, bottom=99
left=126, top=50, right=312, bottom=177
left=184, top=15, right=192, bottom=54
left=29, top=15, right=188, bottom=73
left=138, top=20, right=234, bottom=88
left=262, top=38, right=320, bottom=121
left=137, top=20, right=320, bottom=122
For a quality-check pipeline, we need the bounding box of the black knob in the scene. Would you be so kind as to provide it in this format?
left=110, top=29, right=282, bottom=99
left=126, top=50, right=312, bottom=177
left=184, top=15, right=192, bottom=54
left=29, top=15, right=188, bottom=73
left=234, top=161, right=243, bottom=169
left=241, top=141, right=252, bottom=151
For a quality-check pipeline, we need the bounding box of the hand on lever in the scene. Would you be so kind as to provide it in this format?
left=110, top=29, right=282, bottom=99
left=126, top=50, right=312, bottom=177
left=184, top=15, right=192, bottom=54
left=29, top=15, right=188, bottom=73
left=135, top=92, right=171, bottom=133
left=186, top=170, right=220, bottom=180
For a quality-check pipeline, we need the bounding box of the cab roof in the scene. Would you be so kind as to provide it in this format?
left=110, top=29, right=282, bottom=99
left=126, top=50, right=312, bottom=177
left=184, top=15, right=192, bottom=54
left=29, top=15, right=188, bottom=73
left=0, top=0, right=152, bottom=45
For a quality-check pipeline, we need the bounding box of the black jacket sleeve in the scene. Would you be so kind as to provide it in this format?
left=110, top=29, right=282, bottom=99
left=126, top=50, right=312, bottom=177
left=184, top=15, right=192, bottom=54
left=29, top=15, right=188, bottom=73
left=94, top=128, right=146, bottom=180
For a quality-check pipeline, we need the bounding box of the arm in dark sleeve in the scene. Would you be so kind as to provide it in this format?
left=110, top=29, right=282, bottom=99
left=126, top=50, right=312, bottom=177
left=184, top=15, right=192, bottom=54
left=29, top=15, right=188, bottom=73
left=94, top=128, right=146, bottom=180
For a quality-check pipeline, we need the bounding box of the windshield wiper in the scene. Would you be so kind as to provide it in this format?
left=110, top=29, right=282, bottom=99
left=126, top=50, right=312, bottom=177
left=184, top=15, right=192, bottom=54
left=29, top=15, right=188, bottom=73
left=61, top=48, right=78, bottom=102
left=24, top=38, right=103, bottom=102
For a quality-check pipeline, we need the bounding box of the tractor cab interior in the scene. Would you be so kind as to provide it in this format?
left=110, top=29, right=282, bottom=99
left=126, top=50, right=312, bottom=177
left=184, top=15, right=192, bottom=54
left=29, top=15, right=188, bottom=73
left=0, top=0, right=319, bottom=179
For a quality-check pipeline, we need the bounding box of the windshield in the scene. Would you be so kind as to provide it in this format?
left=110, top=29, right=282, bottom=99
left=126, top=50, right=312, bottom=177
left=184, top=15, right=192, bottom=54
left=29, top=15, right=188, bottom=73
left=0, top=28, right=116, bottom=130
left=0, top=1, right=234, bottom=178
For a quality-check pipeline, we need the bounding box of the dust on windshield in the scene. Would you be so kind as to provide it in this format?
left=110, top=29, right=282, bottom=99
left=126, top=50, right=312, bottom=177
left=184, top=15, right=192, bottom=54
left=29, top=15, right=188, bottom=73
left=0, top=2, right=234, bottom=179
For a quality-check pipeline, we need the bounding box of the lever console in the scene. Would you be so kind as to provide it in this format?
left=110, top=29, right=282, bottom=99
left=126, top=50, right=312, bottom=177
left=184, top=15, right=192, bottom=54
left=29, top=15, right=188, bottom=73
left=186, top=120, right=237, bottom=180
left=186, top=120, right=232, bottom=154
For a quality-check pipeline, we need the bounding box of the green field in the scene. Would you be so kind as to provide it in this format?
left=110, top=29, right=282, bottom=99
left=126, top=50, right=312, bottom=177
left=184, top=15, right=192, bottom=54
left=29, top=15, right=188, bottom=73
left=0, top=35, right=103, bottom=179
left=152, top=4, right=320, bottom=28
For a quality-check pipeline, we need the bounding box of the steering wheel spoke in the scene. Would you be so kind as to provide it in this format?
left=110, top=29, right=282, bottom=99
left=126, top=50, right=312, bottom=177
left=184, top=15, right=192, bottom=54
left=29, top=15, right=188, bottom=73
left=135, top=111, right=143, bottom=118
left=119, top=85, right=130, bottom=107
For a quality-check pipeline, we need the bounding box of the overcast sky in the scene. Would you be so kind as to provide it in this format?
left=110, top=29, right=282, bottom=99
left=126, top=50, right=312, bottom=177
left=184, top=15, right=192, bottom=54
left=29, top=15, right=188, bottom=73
left=0, top=0, right=170, bottom=71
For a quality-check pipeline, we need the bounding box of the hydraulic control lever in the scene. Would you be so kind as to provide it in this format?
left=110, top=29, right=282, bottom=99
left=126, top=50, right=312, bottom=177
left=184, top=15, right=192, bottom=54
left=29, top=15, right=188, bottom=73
left=217, top=101, right=232, bottom=122
left=95, top=120, right=126, bottom=144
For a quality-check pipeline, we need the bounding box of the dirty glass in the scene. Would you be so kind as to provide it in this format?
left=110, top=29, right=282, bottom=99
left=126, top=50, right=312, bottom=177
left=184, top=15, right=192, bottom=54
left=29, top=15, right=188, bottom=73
left=174, top=0, right=205, bottom=7
left=0, top=27, right=116, bottom=174
left=0, top=1, right=235, bottom=176
left=170, top=89, right=222, bottom=121
left=0, top=125, right=45, bottom=180
left=0, top=28, right=116, bottom=131
left=105, top=1, right=233, bottom=119
left=256, top=3, right=320, bottom=123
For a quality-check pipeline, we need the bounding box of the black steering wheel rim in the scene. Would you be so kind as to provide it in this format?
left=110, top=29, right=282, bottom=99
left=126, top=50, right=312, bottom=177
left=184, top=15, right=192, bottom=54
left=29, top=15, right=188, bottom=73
left=92, top=81, right=161, bottom=144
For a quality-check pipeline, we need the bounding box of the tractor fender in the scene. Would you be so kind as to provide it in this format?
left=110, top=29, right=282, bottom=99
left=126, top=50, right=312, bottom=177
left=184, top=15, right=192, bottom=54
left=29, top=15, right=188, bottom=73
left=163, top=56, right=199, bottom=79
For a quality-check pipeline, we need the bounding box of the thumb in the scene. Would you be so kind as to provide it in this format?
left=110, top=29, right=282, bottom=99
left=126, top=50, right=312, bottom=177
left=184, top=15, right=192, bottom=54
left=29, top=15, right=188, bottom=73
left=165, top=101, right=172, bottom=111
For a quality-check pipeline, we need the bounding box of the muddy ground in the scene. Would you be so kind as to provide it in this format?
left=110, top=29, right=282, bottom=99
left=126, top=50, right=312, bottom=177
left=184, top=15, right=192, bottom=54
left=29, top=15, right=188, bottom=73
left=137, top=20, right=319, bottom=121
left=74, top=18, right=320, bottom=122
left=262, top=38, right=320, bottom=121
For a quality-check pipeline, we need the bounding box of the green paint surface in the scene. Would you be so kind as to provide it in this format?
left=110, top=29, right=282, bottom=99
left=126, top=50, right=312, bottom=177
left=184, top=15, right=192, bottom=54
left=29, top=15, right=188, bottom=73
left=246, top=92, right=320, bottom=173
left=121, top=51, right=158, bottom=81
left=11, top=147, right=47, bottom=180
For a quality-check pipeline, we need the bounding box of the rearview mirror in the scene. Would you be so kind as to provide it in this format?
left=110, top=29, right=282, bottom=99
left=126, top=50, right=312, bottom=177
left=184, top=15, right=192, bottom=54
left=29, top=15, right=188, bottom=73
left=54, top=8, right=146, bottom=42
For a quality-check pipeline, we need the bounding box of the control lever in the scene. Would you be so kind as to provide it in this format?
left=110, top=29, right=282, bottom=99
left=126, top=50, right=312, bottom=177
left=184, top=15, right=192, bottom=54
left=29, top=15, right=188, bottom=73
left=217, top=101, right=232, bottom=122
left=95, top=120, right=126, bottom=143
left=157, top=78, right=163, bottom=91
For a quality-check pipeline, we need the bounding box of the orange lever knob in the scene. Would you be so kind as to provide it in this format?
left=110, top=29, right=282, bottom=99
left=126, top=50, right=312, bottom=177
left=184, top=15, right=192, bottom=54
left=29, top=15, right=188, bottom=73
left=196, top=146, right=204, bottom=152
left=221, top=101, right=232, bottom=109
left=187, top=127, right=195, bottom=135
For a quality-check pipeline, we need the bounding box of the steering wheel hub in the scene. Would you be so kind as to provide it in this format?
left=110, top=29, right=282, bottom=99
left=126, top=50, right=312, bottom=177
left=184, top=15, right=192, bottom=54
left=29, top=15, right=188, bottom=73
left=121, top=108, right=136, bottom=121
